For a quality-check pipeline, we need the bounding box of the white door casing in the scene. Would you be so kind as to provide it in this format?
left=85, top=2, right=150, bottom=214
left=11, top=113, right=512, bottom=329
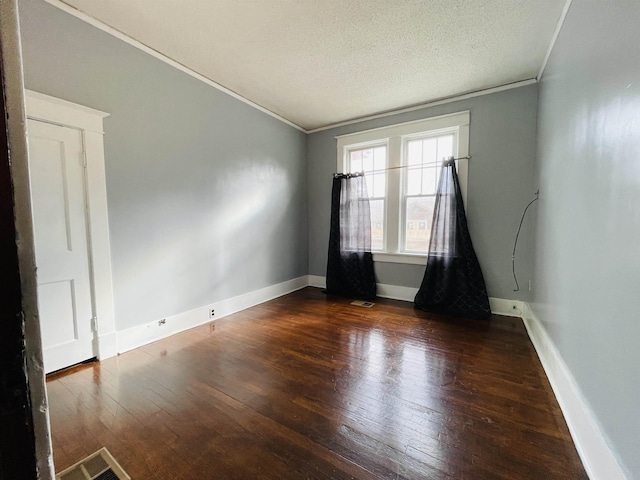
left=28, top=120, right=94, bottom=372
left=25, top=90, right=116, bottom=369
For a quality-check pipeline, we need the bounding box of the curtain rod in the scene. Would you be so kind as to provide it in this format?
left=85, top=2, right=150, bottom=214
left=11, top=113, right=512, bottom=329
left=333, top=155, right=471, bottom=178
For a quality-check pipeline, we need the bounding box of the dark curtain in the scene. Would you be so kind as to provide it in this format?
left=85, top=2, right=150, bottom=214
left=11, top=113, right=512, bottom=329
left=414, top=159, right=490, bottom=319
left=325, top=174, right=376, bottom=300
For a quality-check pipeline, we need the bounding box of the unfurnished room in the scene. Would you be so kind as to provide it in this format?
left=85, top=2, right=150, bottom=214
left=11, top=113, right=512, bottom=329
left=0, top=0, right=638, bottom=479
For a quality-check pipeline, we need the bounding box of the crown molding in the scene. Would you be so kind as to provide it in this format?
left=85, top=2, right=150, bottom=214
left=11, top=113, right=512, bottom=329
left=307, top=79, right=537, bottom=134
left=537, top=0, right=574, bottom=81
left=42, top=0, right=307, bottom=132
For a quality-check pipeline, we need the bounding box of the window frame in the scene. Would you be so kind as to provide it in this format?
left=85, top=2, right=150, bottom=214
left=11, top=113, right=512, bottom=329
left=336, top=111, right=470, bottom=265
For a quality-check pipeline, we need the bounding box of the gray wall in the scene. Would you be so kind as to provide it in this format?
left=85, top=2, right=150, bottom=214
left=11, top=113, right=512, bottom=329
left=532, top=1, right=640, bottom=477
left=19, top=0, right=308, bottom=331
left=308, top=85, right=539, bottom=301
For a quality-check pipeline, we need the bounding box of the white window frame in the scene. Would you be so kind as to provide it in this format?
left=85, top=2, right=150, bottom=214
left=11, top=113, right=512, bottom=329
left=336, top=111, right=469, bottom=265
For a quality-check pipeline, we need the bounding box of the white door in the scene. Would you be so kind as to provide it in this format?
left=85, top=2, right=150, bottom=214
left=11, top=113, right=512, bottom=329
left=27, top=119, right=95, bottom=373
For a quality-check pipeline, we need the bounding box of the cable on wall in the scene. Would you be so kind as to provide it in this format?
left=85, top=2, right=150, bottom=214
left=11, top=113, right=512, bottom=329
left=512, top=190, right=539, bottom=292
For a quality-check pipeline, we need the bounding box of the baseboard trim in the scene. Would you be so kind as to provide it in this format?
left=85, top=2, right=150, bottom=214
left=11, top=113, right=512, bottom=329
left=307, top=275, right=519, bottom=315
left=522, top=303, right=628, bottom=480
left=97, top=331, right=117, bottom=360
left=116, top=276, right=309, bottom=353
left=307, top=274, right=326, bottom=289
left=309, top=275, right=418, bottom=301
left=488, top=297, right=524, bottom=317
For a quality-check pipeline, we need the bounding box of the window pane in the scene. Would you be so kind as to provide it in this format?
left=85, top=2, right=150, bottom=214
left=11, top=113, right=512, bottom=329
left=350, top=149, right=362, bottom=173
left=373, top=173, right=385, bottom=198
left=423, top=137, right=437, bottom=165
left=421, top=166, right=438, bottom=194
left=369, top=199, right=384, bottom=250
left=437, top=135, right=454, bottom=161
left=362, top=148, right=374, bottom=172
left=404, top=196, right=435, bottom=252
left=349, top=146, right=386, bottom=201
left=407, top=167, right=422, bottom=195
left=373, top=146, right=386, bottom=171
left=407, top=140, right=422, bottom=166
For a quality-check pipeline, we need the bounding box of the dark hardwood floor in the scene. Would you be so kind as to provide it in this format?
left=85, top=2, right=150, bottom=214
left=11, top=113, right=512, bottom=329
left=47, top=287, right=587, bottom=479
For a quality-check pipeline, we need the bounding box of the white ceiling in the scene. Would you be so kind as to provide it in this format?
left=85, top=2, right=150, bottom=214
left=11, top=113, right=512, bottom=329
left=58, top=0, right=567, bottom=131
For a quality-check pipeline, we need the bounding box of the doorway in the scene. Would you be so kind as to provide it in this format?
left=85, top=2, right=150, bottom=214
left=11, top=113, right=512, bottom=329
left=25, top=90, right=117, bottom=373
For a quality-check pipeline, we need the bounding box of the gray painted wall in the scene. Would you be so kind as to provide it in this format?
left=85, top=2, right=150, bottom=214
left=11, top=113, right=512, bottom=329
left=308, top=85, right=539, bottom=301
left=19, top=0, right=308, bottom=331
left=532, top=1, right=640, bottom=477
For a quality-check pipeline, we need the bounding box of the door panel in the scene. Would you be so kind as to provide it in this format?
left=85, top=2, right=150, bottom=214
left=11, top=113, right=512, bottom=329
left=37, top=280, right=77, bottom=347
left=27, top=119, right=94, bottom=373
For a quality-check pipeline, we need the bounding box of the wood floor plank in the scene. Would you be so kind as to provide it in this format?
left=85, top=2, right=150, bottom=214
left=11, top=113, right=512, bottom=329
left=47, top=287, right=587, bottom=479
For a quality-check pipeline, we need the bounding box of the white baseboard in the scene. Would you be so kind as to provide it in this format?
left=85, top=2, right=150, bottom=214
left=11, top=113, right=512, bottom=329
left=488, top=297, right=524, bottom=317
left=97, top=331, right=117, bottom=360
left=309, top=275, right=418, bottom=301
left=522, top=303, right=628, bottom=480
left=307, top=275, right=519, bottom=315
left=376, top=283, right=418, bottom=302
left=307, top=274, right=326, bottom=289
left=116, top=276, right=309, bottom=353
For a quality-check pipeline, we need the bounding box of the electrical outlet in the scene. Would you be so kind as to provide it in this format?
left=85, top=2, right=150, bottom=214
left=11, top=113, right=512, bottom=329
left=209, top=308, right=215, bottom=319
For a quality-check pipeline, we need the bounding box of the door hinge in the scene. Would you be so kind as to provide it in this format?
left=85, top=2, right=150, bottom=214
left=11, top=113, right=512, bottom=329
left=91, top=316, right=98, bottom=333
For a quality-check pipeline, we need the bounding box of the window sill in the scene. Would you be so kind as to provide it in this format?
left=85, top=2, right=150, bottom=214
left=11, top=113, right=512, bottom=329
left=372, top=252, right=427, bottom=265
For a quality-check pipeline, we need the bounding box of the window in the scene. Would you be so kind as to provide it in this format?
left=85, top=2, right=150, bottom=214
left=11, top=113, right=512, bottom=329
left=337, top=111, right=469, bottom=265
left=346, top=145, right=386, bottom=250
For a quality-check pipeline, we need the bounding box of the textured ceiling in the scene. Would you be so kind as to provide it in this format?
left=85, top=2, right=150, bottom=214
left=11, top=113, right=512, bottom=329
left=58, top=0, right=566, bottom=130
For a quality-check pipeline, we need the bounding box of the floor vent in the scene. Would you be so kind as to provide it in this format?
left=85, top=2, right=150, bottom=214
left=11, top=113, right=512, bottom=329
left=57, top=448, right=130, bottom=480
left=350, top=300, right=375, bottom=308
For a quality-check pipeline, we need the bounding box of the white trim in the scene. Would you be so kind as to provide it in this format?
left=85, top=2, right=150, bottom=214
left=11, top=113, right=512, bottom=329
left=308, top=275, right=419, bottom=302
left=537, top=0, right=574, bottom=81
left=41, top=0, right=306, bottom=133
left=307, top=276, right=519, bottom=314
left=335, top=111, right=470, bottom=144
left=97, top=332, right=117, bottom=359
left=488, top=297, right=524, bottom=317
left=117, top=276, right=309, bottom=353
left=376, top=283, right=418, bottom=302
left=522, top=303, right=628, bottom=480
left=24, top=90, right=108, bottom=133
left=25, top=90, right=117, bottom=363
left=308, top=275, right=326, bottom=289
left=372, top=253, right=427, bottom=265
left=308, top=79, right=536, bottom=134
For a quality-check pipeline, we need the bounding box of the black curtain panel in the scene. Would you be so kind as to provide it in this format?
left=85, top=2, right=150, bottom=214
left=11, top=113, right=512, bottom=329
left=326, top=174, right=376, bottom=300
left=414, top=159, right=491, bottom=319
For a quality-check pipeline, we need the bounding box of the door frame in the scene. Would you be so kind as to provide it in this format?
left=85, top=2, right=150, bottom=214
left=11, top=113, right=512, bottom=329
left=25, top=90, right=117, bottom=361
